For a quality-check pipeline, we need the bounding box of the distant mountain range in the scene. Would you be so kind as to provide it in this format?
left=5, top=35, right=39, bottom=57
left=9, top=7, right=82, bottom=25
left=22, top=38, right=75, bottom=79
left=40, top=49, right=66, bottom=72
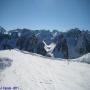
left=0, top=26, right=90, bottom=59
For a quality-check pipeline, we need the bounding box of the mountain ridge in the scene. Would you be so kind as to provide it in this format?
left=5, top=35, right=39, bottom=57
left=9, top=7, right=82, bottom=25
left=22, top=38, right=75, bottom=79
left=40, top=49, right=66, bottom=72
left=0, top=26, right=90, bottom=59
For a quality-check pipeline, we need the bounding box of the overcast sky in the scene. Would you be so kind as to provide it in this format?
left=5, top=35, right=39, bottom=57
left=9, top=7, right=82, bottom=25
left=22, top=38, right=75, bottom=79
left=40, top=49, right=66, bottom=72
left=0, top=0, right=90, bottom=31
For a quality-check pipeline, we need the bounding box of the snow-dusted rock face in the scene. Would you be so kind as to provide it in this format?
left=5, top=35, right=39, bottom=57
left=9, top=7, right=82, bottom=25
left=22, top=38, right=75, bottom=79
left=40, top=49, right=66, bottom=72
left=0, top=26, right=6, bottom=34
left=0, top=50, right=90, bottom=90
left=0, top=27, right=90, bottom=59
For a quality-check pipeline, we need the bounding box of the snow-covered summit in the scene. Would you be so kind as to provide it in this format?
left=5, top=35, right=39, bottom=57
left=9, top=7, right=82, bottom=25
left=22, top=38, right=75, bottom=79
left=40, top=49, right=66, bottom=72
left=0, top=49, right=90, bottom=90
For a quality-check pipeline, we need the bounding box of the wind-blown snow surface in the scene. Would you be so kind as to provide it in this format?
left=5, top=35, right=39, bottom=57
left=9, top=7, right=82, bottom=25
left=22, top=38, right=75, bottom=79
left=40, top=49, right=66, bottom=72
left=0, top=49, right=90, bottom=90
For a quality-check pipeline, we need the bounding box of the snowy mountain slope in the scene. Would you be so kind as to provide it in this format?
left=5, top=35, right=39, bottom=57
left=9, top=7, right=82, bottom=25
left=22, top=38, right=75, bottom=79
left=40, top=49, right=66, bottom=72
left=0, top=49, right=90, bottom=90
left=71, top=53, right=90, bottom=64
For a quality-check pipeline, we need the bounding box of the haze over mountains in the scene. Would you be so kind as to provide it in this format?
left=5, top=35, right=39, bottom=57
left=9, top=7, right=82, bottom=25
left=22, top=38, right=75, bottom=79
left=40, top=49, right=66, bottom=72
left=0, top=26, right=90, bottom=59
